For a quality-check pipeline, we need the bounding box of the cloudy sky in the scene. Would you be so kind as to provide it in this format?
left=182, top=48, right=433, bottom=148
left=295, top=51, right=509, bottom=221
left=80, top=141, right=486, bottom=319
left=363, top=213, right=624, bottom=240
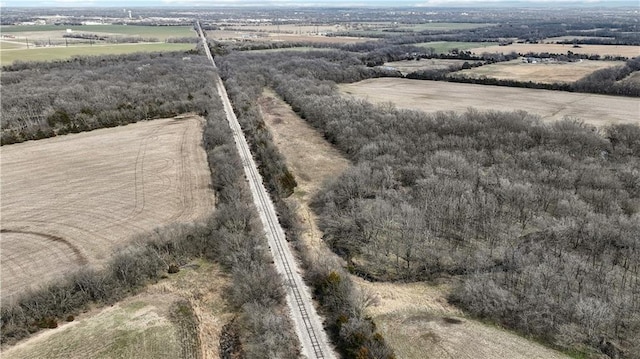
left=3, top=0, right=636, bottom=7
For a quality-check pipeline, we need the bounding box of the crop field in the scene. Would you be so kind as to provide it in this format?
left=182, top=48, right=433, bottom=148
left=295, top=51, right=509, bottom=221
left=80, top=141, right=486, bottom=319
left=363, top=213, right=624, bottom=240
left=1, top=260, right=231, bottom=359
left=468, top=43, right=640, bottom=58
left=340, top=78, right=640, bottom=127
left=0, top=43, right=195, bottom=66
left=415, top=41, right=498, bottom=54
left=455, top=59, right=624, bottom=83
left=384, top=59, right=470, bottom=75
left=0, top=116, right=214, bottom=303
left=260, top=90, right=572, bottom=359
left=0, top=25, right=198, bottom=40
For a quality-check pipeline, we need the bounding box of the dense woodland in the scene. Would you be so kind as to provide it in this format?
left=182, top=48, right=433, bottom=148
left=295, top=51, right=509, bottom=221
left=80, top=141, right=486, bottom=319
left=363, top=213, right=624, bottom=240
left=218, top=50, right=640, bottom=359
left=1, top=51, right=209, bottom=145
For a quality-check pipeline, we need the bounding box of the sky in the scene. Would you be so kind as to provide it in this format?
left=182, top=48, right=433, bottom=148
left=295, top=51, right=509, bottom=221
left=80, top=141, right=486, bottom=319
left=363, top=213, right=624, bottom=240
left=2, top=0, right=637, bottom=7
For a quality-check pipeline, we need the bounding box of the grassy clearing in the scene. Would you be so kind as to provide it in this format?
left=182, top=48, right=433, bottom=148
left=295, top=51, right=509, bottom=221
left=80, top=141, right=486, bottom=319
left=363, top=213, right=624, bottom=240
left=0, top=42, right=195, bottom=65
left=1, top=260, right=229, bottom=359
left=340, top=77, right=640, bottom=127
left=415, top=41, right=498, bottom=54
left=456, top=59, right=625, bottom=83
left=0, top=25, right=197, bottom=40
left=619, top=71, right=640, bottom=84
left=0, top=40, right=26, bottom=50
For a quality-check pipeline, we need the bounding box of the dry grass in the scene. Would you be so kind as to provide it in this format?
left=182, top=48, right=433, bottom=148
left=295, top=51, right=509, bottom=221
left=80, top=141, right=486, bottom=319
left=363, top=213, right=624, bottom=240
left=259, top=89, right=350, bottom=254
left=259, top=89, right=570, bottom=359
left=340, top=78, right=640, bottom=127
left=1, top=260, right=231, bottom=359
left=384, top=59, right=469, bottom=75
left=456, top=59, right=624, bottom=83
left=469, top=43, right=640, bottom=58
left=620, top=71, right=640, bottom=85
left=0, top=115, right=214, bottom=302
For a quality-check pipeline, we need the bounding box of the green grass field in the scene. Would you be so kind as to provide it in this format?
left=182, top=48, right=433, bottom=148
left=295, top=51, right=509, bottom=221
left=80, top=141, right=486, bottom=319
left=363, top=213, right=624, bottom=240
left=247, top=46, right=315, bottom=53
left=415, top=41, right=499, bottom=54
left=1, top=43, right=195, bottom=65
left=0, top=25, right=197, bottom=40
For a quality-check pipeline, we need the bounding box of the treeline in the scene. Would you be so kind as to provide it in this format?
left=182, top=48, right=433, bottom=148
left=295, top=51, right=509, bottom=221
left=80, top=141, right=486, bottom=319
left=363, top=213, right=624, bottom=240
left=217, top=50, right=396, bottom=358
left=407, top=56, right=640, bottom=97
left=1, top=52, right=206, bottom=145
left=1, top=53, right=300, bottom=357
left=217, top=50, right=639, bottom=358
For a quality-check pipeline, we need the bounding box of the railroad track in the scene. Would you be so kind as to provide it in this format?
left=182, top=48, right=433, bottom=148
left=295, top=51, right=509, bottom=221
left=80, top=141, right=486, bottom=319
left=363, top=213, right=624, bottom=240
left=196, top=21, right=334, bottom=359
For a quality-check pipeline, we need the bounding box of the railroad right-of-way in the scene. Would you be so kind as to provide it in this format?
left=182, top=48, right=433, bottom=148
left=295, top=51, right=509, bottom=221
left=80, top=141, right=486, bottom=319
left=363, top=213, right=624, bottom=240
left=195, top=21, right=336, bottom=359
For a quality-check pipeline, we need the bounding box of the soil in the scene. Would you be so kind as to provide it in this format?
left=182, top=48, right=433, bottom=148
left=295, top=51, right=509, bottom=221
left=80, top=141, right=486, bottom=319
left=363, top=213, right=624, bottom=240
left=0, top=115, right=215, bottom=302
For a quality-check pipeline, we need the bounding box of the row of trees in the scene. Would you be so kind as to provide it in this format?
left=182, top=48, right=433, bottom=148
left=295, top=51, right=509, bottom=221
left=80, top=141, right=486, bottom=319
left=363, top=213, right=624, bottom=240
left=407, top=56, right=640, bottom=97
left=217, top=50, right=396, bottom=358
left=213, top=49, right=639, bottom=358
left=1, top=52, right=300, bottom=357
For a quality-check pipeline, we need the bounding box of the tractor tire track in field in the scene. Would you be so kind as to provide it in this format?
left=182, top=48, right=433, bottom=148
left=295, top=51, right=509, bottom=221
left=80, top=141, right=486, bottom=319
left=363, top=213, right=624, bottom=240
left=0, top=229, right=88, bottom=265
left=197, top=21, right=335, bottom=359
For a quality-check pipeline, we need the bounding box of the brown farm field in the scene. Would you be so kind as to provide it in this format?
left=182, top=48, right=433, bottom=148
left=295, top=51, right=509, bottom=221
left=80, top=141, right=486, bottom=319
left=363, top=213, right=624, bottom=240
left=340, top=78, right=640, bottom=127
left=259, top=90, right=570, bottom=359
left=468, top=43, right=640, bottom=58
left=0, top=116, right=214, bottom=302
left=455, top=59, right=624, bottom=83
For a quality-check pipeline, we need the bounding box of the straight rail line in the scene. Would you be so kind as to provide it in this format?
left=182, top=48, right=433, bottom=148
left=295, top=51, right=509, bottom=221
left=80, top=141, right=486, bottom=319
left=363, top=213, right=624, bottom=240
left=196, top=21, right=334, bottom=359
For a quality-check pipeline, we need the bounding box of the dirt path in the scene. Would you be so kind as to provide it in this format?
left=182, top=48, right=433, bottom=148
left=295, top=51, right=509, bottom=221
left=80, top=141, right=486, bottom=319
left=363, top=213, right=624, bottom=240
left=0, top=115, right=214, bottom=303
left=259, top=90, right=571, bottom=359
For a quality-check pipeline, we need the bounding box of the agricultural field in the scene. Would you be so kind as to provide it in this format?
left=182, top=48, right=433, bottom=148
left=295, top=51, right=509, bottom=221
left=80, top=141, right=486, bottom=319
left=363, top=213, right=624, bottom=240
left=207, top=29, right=371, bottom=44
left=542, top=36, right=614, bottom=43
left=0, top=24, right=198, bottom=65
left=468, top=43, right=640, bottom=58
left=259, top=90, right=570, bottom=359
left=1, top=260, right=231, bottom=359
left=0, top=24, right=198, bottom=41
left=0, top=43, right=195, bottom=66
left=384, top=59, right=471, bottom=75
left=340, top=78, right=640, bottom=126
left=455, top=58, right=625, bottom=83
left=416, top=41, right=498, bottom=54
left=0, top=116, right=214, bottom=303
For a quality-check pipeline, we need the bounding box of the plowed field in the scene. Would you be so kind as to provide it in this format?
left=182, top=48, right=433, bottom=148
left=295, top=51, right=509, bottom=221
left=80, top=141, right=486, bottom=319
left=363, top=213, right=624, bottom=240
left=340, top=78, right=640, bottom=126
left=0, top=116, right=214, bottom=302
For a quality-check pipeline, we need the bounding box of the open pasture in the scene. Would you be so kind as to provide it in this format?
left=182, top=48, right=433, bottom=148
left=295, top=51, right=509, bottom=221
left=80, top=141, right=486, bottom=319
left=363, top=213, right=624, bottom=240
left=455, top=58, right=624, bottom=83
left=0, top=116, right=214, bottom=303
left=0, top=43, right=195, bottom=65
left=340, top=78, right=640, bottom=127
left=468, top=43, right=640, bottom=58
